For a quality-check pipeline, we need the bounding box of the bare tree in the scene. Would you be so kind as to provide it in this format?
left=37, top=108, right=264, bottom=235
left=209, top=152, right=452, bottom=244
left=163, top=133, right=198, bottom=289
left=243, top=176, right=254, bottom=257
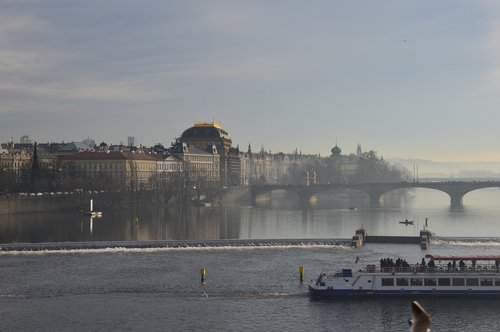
left=351, top=150, right=408, bottom=183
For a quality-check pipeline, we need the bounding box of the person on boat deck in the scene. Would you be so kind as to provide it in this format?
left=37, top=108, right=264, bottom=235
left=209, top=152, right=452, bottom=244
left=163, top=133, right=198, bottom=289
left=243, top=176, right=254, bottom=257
left=496, top=260, right=499, bottom=271
left=447, top=261, right=452, bottom=271
left=421, top=258, right=426, bottom=269
left=452, top=260, right=457, bottom=271
left=472, top=260, right=476, bottom=271
left=380, top=257, right=410, bottom=272
left=427, top=259, right=435, bottom=271
left=459, top=260, right=466, bottom=271
left=380, top=258, right=395, bottom=272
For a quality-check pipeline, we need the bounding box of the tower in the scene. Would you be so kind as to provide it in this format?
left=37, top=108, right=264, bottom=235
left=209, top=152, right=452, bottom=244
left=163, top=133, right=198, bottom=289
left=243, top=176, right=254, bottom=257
left=356, top=144, right=362, bottom=157
left=331, top=144, right=342, bottom=157
left=128, top=136, right=136, bottom=147
left=31, top=142, right=40, bottom=190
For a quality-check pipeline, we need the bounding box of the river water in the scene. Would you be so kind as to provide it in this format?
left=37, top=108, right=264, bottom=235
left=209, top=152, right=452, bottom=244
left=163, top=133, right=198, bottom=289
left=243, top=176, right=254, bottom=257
left=2, top=188, right=500, bottom=331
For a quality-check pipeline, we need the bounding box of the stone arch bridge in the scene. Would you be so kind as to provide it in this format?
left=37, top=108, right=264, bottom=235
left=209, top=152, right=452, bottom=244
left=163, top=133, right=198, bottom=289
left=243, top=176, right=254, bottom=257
left=250, top=181, right=500, bottom=209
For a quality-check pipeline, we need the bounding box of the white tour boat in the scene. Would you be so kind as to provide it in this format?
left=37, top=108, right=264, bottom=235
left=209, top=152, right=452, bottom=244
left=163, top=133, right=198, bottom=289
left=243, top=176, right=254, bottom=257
left=309, top=254, right=500, bottom=297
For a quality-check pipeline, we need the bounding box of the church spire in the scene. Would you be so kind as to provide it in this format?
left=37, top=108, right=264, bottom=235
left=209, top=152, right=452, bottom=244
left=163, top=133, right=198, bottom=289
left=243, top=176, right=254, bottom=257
left=356, top=144, right=362, bottom=157
left=31, top=142, right=40, bottom=190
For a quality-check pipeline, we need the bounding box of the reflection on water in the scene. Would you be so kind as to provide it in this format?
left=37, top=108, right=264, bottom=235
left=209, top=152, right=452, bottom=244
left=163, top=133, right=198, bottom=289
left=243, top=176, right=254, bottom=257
left=1, top=188, right=500, bottom=244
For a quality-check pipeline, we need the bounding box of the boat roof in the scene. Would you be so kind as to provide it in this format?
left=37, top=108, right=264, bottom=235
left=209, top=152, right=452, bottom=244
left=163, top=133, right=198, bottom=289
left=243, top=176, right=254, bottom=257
left=425, top=254, right=500, bottom=261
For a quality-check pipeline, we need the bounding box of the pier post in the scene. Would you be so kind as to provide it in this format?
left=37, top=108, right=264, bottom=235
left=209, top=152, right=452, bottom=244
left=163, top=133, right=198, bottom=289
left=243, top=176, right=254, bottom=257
left=299, top=266, right=304, bottom=283
left=250, top=188, right=258, bottom=207
left=450, top=194, right=464, bottom=209
left=351, top=228, right=367, bottom=248
left=298, top=192, right=311, bottom=209
left=369, top=195, right=381, bottom=208
left=200, top=268, right=206, bottom=284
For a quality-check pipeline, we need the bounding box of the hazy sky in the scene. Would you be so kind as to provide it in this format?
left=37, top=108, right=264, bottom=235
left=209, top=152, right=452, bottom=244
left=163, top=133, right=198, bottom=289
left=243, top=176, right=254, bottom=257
left=2, top=1, right=500, bottom=161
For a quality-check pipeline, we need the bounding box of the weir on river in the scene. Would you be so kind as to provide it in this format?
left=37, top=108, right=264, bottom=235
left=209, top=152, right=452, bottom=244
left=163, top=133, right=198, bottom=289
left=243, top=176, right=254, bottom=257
left=0, top=238, right=351, bottom=251
left=0, top=233, right=437, bottom=251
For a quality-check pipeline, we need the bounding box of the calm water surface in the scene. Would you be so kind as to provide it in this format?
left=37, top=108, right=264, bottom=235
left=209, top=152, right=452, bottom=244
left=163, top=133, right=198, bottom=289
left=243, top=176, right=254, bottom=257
left=2, top=188, right=500, bottom=242
left=2, top=244, right=500, bottom=331
left=2, top=188, right=500, bottom=330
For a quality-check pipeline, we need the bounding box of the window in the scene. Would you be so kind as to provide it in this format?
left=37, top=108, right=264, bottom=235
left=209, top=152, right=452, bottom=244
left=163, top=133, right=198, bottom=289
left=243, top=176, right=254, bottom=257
left=396, top=278, right=408, bottom=286
left=481, top=278, right=493, bottom=286
left=410, top=278, right=423, bottom=286
left=424, top=278, right=436, bottom=286
left=438, top=278, right=451, bottom=286
left=381, top=278, right=394, bottom=286
left=452, top=278, right=465, bottom=286
left=466, top=278, right=479, bottom=286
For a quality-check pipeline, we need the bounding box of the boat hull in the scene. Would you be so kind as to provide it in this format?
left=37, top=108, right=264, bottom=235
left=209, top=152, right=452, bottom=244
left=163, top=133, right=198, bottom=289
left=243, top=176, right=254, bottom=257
left=309, top=286, right=500, bottom=298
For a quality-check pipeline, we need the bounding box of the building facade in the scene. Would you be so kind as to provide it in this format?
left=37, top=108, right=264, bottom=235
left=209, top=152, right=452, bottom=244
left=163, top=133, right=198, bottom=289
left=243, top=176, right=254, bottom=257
left=61, top=151, right=157, bottom=190
left=178, top=143, right=220, bottom=182
left=179, top=121, right=240, bottom=187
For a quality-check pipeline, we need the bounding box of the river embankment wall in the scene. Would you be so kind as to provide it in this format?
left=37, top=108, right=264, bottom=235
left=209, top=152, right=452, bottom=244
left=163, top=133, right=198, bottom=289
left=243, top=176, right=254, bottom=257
left=0, top=188, right=252, bottom=215
left=0, top=192, right=145, bottom=215
left=0, top=195, right=81, bottom=215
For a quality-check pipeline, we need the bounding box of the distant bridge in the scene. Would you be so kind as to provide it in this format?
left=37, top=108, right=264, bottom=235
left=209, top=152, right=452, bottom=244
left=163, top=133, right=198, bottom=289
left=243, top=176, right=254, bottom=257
left=250, top=181, right=500, bottom=209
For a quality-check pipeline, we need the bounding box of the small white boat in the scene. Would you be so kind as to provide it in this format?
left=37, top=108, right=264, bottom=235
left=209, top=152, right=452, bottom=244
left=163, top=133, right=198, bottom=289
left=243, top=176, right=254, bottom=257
left=309, top=254, right=500, bottom=297
left=84, top=211, right=102, bottom=218
left=82, top=199, right=102, bottom=218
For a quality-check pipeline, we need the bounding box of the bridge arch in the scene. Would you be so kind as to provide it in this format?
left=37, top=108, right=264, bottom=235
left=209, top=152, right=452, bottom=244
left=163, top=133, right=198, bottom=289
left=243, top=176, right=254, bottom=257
left=363, top=184, right=462, bottom=209
left=413, top=183, right=500, bottom=209
left=250, top=181, right=500, bottom=209
left=378, top=187, right=450, bottom=208
left=310, top=188, right=370, bottom=209
left=461, top=186, right=500, bottom=206
left=251, top=185, right=308, bottom=208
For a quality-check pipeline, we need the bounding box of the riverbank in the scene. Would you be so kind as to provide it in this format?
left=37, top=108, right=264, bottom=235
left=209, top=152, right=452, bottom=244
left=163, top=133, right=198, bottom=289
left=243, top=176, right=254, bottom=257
left=0, top=194, right=84, bottom=215
left=0, top=188, right=252, bottom=215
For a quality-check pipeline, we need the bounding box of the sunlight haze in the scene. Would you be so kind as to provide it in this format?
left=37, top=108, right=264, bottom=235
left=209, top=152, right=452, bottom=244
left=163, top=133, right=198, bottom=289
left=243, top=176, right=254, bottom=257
left=1, top=1, right=499, bottom=162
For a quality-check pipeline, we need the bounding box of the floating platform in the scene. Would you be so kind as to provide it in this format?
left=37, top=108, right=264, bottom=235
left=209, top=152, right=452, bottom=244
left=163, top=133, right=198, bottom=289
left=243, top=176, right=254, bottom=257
left=364, top=236, right=421, bottom=244
left=351, top=228, right=433, bottom=249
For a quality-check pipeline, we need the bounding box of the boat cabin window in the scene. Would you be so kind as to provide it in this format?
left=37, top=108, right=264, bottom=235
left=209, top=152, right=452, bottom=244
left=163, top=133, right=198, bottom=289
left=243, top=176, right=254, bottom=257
left=381, top=278, right=394, bottom=286
left=466, top=278, right=479, bottom=286
left=396, top=278, right=408, bottom=286
left=452, top=278, right=465, bottom=286
left=424, top=278, right=436, bottom=286
left=410, top=278, right=423, bottom=286
left=341, top=269, right=353, bottom=277
left=438, top=278, right=451, bottom=286
left=480, top=278, right=493, bottom=286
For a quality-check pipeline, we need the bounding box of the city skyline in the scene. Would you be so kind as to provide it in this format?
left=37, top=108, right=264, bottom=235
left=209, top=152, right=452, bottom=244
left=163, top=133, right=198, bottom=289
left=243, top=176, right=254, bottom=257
left=2, top=1, right=500, bottom=162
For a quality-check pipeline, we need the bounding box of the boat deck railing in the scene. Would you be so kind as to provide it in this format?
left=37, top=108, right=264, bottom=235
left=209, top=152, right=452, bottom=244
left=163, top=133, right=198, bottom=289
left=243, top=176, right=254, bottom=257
left=374, top=265, right=500, bottom=274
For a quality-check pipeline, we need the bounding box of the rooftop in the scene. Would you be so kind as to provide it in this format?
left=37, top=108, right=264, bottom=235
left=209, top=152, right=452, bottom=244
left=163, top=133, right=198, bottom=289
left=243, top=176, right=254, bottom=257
left=62, top=151, right=157, bottom=161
